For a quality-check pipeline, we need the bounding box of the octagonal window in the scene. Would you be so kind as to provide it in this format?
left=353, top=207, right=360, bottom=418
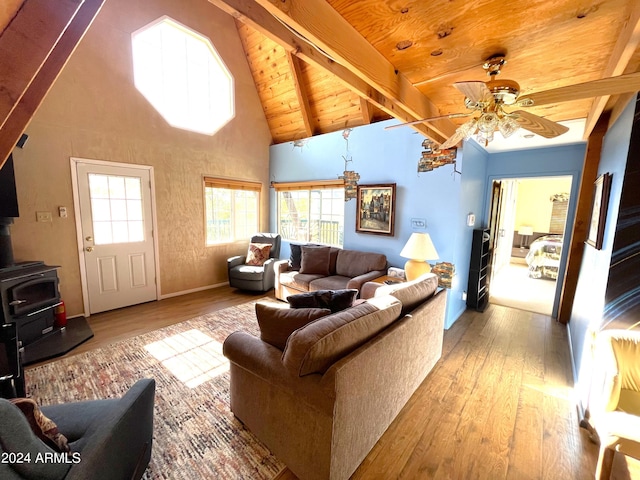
left=131, top=16, right=234, bottom=136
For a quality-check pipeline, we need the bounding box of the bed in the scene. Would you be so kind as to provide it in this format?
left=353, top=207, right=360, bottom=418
left=525, top=234, right=563, bottom=280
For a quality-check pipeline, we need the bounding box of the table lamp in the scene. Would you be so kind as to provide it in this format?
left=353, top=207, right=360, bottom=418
left=518, top=225, right=534, bottom=248
left=400, top=232, right=439, bottom=281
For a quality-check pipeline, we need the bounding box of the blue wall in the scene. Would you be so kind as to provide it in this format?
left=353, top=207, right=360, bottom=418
left=484, top=143, right=587, bottom=316
left=270, top=119, right=488, bottom=328
left=569, top=95, right=636, bottom=407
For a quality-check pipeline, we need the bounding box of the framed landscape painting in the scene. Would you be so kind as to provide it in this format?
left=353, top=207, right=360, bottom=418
left=356, top=183, right=396, bottom=236
left=586, top=172, right=612, bottom=250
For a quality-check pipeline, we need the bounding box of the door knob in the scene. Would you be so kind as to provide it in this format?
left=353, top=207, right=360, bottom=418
left=85, top=236, right=93, bottom=242
left=85, top=246, right=94, bottom=252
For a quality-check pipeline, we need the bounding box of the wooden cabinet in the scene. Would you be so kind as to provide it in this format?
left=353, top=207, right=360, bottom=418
left=467, top=228, right=491, bottom=311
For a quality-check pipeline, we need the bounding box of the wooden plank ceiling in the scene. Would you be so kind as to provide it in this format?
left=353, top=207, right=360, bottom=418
left=215, top=0, right=640, bottom=146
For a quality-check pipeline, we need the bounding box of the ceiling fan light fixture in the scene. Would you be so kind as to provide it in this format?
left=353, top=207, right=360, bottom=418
left=458, top=118, right=477, bottom=139
left=498, top=115, right=520, bottom=138
left=476, top=130, right=494, bottom=146
left=477, top=112, right=499, bottom=133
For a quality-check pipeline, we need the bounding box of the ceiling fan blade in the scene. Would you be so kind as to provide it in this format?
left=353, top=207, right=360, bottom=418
left=439, top=128, right=466, bottom=149
left=384, top=113, right=471, bottom=130
left=518, top=71, right=640, bottom=107
left=512, top=110, right=570, bottom=138
left=454, top=81, right=492, bottom=104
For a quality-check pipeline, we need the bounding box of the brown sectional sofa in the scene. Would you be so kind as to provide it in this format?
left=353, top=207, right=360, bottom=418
left=223, top=273, right=445, bottom=480
left=274, top=245, right=388, bottom=300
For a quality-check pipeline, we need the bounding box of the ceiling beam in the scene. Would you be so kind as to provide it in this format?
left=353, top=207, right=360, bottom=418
left=286, top=51, right=315, bottom=137
left=252, top=0, right=456, bottom=140
left=208, top=0, right=450, bottom=143
left=0, top=0, right=105, bottom=169
left=583, top=2, right=640, bottom=138
left=360, top=98, right=374, bottom=125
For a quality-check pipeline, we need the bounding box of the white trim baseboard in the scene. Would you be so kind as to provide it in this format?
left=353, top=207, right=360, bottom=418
left=159, top=282, right=229, bottom=300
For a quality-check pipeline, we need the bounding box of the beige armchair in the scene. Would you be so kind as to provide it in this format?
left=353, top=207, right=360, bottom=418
left=589, top=329, right=640, bottom=479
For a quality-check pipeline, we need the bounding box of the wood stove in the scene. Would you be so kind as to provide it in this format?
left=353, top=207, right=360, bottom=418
left=0, top=261, right=60, bottom=347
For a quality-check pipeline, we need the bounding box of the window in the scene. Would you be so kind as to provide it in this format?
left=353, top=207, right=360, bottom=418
left=131, top=16, right=234, bottom=135
left=204, top=178, right=260, bottom=245
left=274, top=180, right=345, bottom=247
left=88, top=174, right=144, bottom=245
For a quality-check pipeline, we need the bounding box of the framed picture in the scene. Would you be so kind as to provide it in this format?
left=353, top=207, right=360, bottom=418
left=586, top=172, right=612, bottom=250
left=356, top=183, right=396, bottom=236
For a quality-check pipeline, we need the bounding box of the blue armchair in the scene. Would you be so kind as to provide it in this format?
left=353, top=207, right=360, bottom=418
left=228, top=233, right=281, bottom=292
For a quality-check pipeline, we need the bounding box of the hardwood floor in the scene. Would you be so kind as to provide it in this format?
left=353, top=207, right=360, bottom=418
left=28, top=288, right=639, bottom=479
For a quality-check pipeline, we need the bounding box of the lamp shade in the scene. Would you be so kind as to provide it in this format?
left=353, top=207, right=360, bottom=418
left=517, top=226, right=534, bottom=236
left=400, top=233, right=439, bottom=281
left=400, top=233, right=439, bottom=261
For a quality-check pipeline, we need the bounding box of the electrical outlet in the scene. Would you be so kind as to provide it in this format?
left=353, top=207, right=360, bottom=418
left=36, top=211, right=52, bottom=223
left=462, top=291, right=467, bottom=301
left=59, top=206, right=68, bottom=218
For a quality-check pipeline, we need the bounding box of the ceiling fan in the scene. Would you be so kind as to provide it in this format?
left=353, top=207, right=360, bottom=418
left=387, top=54, right=640, bottom=149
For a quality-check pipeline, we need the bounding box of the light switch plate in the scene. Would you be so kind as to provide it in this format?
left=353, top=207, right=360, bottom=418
left=467, top=213, right=476, bottom=227
left=36, top=211, right=52, bottom=222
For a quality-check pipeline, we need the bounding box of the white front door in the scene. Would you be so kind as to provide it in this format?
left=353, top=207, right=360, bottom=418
left=75, top=161, right=157, bottom=314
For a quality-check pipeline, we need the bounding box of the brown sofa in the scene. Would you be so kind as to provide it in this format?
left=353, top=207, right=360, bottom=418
left=223, top=273, right=445, bottom=480
left=274, top=245, right=387, bottom=301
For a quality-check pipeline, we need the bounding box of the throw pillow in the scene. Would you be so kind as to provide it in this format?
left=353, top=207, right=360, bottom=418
left=287, top=289, right=358, bottom=313
left=299, top=245, right=331, bottom=275
left=245, top=242, right=272, bottom=266
left=10, top=397, right=70, bottom=453
left=255, top=302, right=331, bottom=350
left=289, top=243, right=303, bottom=270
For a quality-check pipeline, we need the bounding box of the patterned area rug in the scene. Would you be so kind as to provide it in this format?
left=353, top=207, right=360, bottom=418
left=25, top=299, right=284, bottom=479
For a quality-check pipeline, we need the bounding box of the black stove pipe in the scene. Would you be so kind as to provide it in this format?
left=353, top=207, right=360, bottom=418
left=0, top=218, right=14, bottom=269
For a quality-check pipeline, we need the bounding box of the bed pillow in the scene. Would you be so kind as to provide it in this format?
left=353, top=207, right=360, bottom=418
left=255, top=302, right=331, bottom=350
left=299, top=246, right=331, bottom=275
left=245, top=243, right=272, bottom=266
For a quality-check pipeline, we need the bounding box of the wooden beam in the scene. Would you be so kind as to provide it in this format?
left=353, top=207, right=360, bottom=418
left=583, top=3, right=640, bottom=138
left=0, top=0, right=105, bottom=169
left=360, top=97, right=374, bottom=124
left=253, top=0, right=456, bottom=140
left=207, top=0, right=449, bottom=143
left=0, top=0, right=81, bottom=129
left=286, top=51, right=315, bottom=137
left=557, top=114, right=609, bottom=324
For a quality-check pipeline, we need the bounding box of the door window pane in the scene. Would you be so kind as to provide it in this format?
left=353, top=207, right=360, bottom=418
left=88, top=174, right=146, bottom=245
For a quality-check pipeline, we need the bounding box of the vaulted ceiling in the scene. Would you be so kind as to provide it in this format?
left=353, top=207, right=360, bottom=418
left=211, top=0, right=640, bottom=146
left=1, top=0, right=640, bottom=168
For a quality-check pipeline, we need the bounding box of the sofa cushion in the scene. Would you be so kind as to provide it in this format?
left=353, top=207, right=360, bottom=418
left=282, top=295, right=402, bottom=376
left=230, top=264, right=270, bottom=281
left=300, top=246, right=331, bottom=275
left=287, top=289, right=358, bottom=313
left=246, top=243, right=272, bottom=266
left=374, top=272, right=439, bottom=315
left=335, top=249, right=387, bottom=278
left=255, top=302, right=331, bottom=350
left=280, top=271, right=326, bottom=291
left=308, top=275, right=351, bottom=292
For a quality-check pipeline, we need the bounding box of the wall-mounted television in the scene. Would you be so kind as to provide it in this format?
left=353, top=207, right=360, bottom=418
left=0, top=154, right=19, bottom=218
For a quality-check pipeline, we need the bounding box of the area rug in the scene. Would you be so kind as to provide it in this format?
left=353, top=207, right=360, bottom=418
left=24, top=299, right=285, bottom=479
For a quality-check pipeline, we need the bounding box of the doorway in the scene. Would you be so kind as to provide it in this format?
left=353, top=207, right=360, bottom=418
left=72, top=158, right=159, bottom=315
left=489, top=176, right=572, bottom=316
